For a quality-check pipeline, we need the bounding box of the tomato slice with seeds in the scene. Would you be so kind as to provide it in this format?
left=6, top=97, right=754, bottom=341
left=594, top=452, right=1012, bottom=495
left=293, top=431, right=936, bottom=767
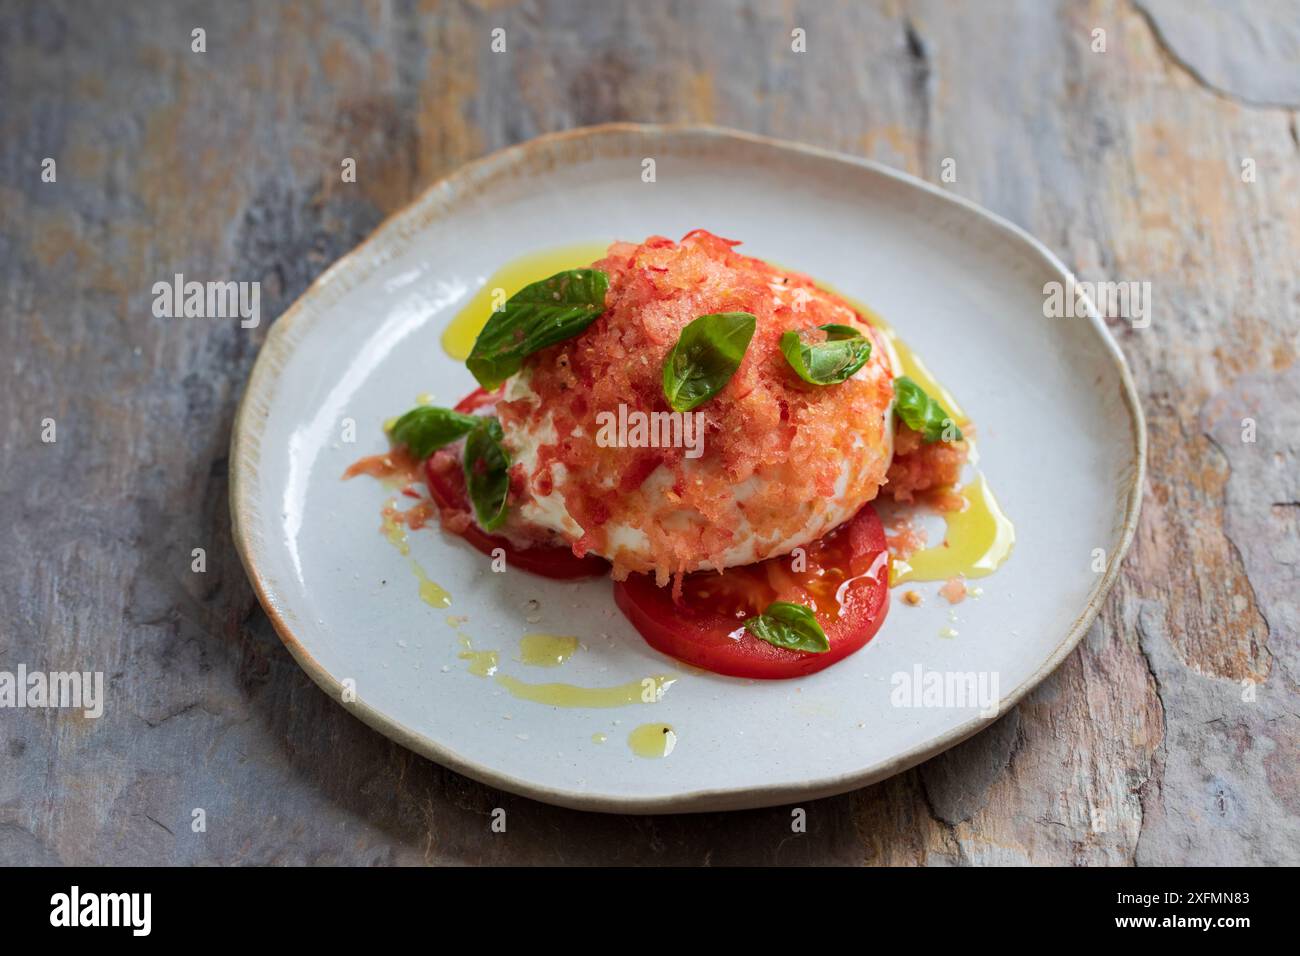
left=422, top=387, right=609, bottom=579
left=613, top=504, right=890, bottom=679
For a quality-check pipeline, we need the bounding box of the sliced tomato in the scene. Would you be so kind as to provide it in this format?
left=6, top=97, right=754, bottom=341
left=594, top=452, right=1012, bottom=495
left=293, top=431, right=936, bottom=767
left=422, top=388, right=609, bottom=579
left=613, top=504, right=890, bottom=679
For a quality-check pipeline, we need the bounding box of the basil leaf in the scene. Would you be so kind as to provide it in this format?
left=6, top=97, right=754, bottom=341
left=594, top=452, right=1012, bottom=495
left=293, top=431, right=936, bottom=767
left=390, top=406, right=481, bottom=459
left=661, top=312, right=756, bottom=412
left=466, top=269, right=609, bottom=389
left=893, top=376, right=963, bottom=443
left=462, top=418, right=510, bottom=531
left=744, top=602, right=830, bottom=654
left=780, top=323, right=872, bottom=385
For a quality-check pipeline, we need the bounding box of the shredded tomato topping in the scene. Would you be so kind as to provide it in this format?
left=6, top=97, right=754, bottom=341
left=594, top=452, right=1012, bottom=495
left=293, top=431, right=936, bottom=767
left=497, top=231, right=904, bottom=582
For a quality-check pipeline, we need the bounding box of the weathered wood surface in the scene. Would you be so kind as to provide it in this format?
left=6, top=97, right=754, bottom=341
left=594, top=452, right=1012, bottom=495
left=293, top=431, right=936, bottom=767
left=1, top=0, right=1296, bottom=865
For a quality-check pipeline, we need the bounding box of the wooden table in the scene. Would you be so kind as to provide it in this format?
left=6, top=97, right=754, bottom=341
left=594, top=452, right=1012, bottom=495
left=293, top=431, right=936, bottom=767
left=3, top=0, right=1296, bottom=865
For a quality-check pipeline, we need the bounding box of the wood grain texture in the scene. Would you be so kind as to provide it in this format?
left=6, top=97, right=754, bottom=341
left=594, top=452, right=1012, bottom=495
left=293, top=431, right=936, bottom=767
left=1, top=0, right=1296, bottom=865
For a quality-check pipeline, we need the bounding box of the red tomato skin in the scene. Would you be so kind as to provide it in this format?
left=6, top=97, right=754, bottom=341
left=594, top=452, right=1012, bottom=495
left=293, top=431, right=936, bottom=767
left=613, top=505, right=890, bottom=680
left=423, top=388, right=609, bottom=580
left=453, top=387, right=498, bottom=415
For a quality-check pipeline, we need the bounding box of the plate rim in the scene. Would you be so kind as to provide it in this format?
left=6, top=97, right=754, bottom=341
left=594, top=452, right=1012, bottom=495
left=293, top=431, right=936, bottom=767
left=229, top=122, right=1147, bottom=814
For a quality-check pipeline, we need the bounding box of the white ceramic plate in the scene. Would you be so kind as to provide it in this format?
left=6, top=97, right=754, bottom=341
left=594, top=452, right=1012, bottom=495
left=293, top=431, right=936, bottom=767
left=231, top=125, right=1144, bottom=813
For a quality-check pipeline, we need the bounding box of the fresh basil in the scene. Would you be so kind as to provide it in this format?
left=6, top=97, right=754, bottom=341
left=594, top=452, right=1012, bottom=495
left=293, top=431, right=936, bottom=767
left=463, top=418, right=510, bottom=531
left=893, top=376, right=962, bottom=443
left=780, top=323, right=872, bottom=385
left=661, top=312, right=756, bottom=412
left=744, top=602, right=830, bottom=654
left=466, top=269, right=609, bottom=389
left=390, top=405, right=481, bottom=459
